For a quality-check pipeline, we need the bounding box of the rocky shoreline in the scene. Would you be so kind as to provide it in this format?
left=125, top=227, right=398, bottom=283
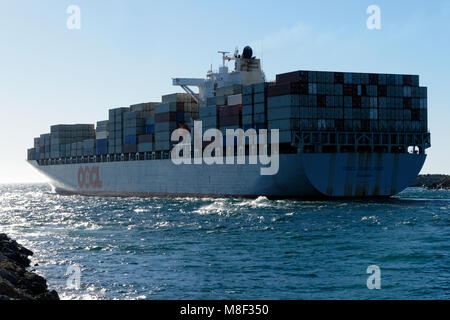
left=411, top=174, right=450, bottom=190
left=0, top=234, right=59, bottom=300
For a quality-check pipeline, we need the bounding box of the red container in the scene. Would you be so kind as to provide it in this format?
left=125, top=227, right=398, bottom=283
left=123, top=144, right=137, bottom=153
left=352, top=96, right=361, bottom=108
left=343, top=84, right=354, bottom=96
left=138, top=134, right=154, bottom=143
left=317, top=95, right=326, bottom=107
left=403, top=98, right=412, bottom=109
left=176, top=102, right=185, bottom=112
left=267, top=83, right=297, bottom=97
left=218, top=105, right=241, bottom=117
left=378, top=85, right=387, bottom=97
left=219, top=115, right=240, bottom=127
left=276, top=70, right=308, bottom=84
left=155, top=112, right=177, bottom=123
left=403, top=75, right=412, bottom=86
left=334, top=72, right=344, bottom=84
left=411, top=110, right=420, bottom=121
left=369, top=74, right=378, bottom=85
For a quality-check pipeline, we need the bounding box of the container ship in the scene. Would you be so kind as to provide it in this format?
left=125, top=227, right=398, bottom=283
left=27, top=46, right=430, bottom=198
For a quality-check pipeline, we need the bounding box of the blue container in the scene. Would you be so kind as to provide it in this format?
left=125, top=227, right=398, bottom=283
left=96, top=147, right=107, bottom=155
left=145, top=124, right=155, bottom=134
left=124, top=135, right=137, bottom=144
left=96, top=139, right=108, bottom=155
left=176, top=112, right=185, bottom=122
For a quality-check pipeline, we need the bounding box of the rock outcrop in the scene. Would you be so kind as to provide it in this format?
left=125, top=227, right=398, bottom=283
left=0, top=234, right=59, bottom=300
left=411, top=175, right=450, bottom=190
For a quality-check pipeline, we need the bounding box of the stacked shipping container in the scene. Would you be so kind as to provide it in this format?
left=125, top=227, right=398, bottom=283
left=28, top=70, right=428, bottom=161
left=199, top=85, right=243, bottom=147
left=108, top=107, right=129, bottom=154
left=48, top=125, right=95, bottom=159
left=154, top=93, right=199, bottom=151
left=82, top=139, right=96, bottom=156
left=265, top=70, right=427, bottom=135
left=242, top=82, right=269, bottom=132
left=27, top=137, right=41, bottom=161
left=96, top=120, right=109, bottom=155
left=137, top=116, right=155, bottom=153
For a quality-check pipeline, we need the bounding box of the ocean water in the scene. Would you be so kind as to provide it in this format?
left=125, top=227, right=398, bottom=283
left=0, top=184, right=448, bottom=300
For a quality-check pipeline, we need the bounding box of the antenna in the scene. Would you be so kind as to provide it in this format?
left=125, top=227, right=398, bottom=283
left=218, top=51, right=230, bottom=67
left=261, top=42, right=264, bottom=70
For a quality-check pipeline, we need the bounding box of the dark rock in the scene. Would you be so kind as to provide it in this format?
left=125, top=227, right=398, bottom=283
left=20, top=272, right=48, bottom=295
left=0, top=279, right=32, bottom=300
left=0, top=234, right=59, bottom=300
left=0, top=268, right=19, bottom=285
left=411, top=174, right=450, bottom=190
left=36, top=290, right=59, bottom=301
left=0, top=234, right=9, bottom=241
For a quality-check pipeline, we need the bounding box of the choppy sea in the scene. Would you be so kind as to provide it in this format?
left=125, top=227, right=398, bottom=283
left=0, top=184, right=448, bottom=300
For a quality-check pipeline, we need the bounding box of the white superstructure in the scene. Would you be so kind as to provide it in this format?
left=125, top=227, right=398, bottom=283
left=172, top=47, right=265, bottom=104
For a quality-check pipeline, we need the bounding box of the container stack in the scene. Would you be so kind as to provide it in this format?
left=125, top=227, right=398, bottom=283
left=216, top=84, right=242, bottom=98
left=64, top=143, right=71, bottom=158
left=265, top=70, right=428, bottom=138
left=96, top=120, right=109, bottom=155
left=154, top=93, right=199, bottom=151
left=27, top=138, right=41, bottom=161
left=242, top=85, right=254, bottom=131
left=130, top=102, right=160, bottom=112
left=108, top=107, right=130, bottom=154
left=82, top=139, right=96, bottom=156
left=122, top=102, right=159, bottom=153
left=210, top=85, right=242, bottom=147
left=26, top=149, right=35, bottom=161
left=39, top=134, right=51, bottom=159
left=267, top=94, right=301, bottom=143
left=49, top=124, right=95, bottom=159
left=123, top=111, right=150, bottom=153
left=70, top=142, right=83, bottom=157
left=137, top=116, right=155, bottom=153
left=200, top=97, right=218, bottom=134
left=242, top=83, right=269, bottom=132
left=217, top=94, right=242, bottom=142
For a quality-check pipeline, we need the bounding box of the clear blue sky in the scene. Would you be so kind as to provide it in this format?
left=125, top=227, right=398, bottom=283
left=0, top=0, right=449, bottom=182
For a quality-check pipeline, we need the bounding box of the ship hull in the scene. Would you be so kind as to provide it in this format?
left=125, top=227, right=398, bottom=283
left=28, top=153, right=426, bottom=198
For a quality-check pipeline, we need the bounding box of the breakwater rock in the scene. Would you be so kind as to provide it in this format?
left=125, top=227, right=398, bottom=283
left=411, top=175, right=450, bottom=190
left=0, top=234, right=59, bottom=300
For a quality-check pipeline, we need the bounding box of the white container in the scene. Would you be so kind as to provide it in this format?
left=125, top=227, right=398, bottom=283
left=227, top=94, right=242, bottom=106
left=96, top=131, right=109, bottom=140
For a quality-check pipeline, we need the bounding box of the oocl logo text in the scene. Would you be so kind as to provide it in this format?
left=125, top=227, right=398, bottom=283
left=78, top=166, right=102, bottom=189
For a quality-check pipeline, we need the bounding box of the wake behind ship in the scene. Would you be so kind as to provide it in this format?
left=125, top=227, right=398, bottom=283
left=27, top=46, right=430, bottom=198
